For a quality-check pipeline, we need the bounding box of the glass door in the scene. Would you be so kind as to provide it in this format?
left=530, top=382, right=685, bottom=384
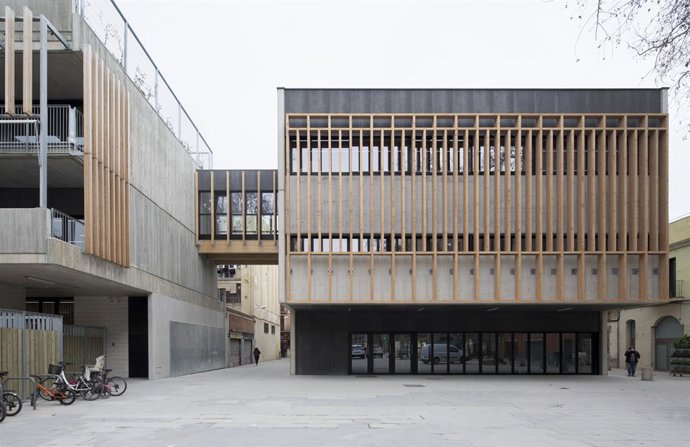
left=351, top=333, right=368, bottom=374
left=417, top=333, right=432, bottom=374
left=394, top=334, right=411, bottom=374
left=372, top=333, right=390, bottom=374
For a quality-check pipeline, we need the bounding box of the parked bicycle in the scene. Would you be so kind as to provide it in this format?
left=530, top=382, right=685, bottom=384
left=38, top=362, right=101, bottom=401
left=30, top=367, right=76, bottom=406
left=94, top=368, right=127, bottom=397
left=0, top=371, right=23, bottom=418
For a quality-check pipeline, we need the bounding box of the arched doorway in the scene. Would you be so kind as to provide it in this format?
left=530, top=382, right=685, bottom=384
left=654, top=316, right=683, bottom=371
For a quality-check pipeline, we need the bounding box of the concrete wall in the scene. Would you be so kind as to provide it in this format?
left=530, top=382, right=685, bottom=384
left=149, top=293, right=226, bottom=379
left=0, top=209, right=49, bottom=254
left=284, top=89, right=666, bottom=114
left=294, top=307, right=602, bottom=374
left=74, top=296, right=129, bottom=377
left=0, top=283, right=25, bottom=310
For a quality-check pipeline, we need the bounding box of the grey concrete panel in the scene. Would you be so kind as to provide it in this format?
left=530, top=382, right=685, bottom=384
left=3, top=0, right=73, bottom=34
left=0, top=208, right=48, bottom=253
left=294, top=307, right=602, bottom=374
left=284, top=89, right=664, bottom=114
left=170, top=321, right=225, bottom=377
left=130, top=190, right=216, bottom=298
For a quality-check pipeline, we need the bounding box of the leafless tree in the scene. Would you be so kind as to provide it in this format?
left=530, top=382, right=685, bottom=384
left=566, top=0, right=689, bottom=131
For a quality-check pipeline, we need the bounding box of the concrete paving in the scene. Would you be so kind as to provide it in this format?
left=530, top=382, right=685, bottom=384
left=1, top=359, right=689, bottom=447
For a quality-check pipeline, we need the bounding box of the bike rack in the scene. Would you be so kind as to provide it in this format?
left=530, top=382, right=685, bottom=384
left=3, top=377, right=38, bottom=410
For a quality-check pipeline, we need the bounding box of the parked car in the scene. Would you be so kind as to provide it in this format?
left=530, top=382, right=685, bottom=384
left=351, top=344, right=366, bottom=359
left=372, top=345, right=384, bottom=358
left=420, top=343, right=464, bottom=364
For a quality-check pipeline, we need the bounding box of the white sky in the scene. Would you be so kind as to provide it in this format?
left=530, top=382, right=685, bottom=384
left=115, top=0, right=689, bottom=220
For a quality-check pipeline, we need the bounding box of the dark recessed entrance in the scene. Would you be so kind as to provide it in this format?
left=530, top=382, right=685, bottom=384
left=350, top=331, right=597, bottom=375
left=128, top=296, right=149, bottom=378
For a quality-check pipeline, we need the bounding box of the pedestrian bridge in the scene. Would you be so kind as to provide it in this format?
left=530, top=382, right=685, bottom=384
left=196, top=169, right=279, bottom=264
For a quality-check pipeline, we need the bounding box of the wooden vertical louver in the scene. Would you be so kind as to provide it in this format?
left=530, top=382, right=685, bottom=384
left=283, top=113, right=669, bottom=305
left=83, top=46, right=130, bottom=267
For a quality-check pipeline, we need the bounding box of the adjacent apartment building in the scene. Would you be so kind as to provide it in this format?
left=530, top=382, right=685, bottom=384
left=0, top=0, right=224, bottom=379
left=277, top=88, right=670, bottom=375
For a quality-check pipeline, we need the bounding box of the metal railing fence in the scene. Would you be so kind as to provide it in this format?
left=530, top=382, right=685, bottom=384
left=50, top=208, right=85, bottom=251
left=73, top=0, right=213, bottom=168
left=0, top=105, right=84, bottom=155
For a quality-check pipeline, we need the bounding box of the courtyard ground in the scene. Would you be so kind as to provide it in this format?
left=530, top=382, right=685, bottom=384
left=1, top=358, right=688, bottom=446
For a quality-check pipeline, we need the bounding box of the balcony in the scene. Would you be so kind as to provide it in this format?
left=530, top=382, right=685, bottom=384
left=0, top=105, right=84, bottom=157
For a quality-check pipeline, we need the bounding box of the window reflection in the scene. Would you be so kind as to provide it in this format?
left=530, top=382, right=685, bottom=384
left=372, top=334, right=390, bottom=374
left=577, top=333, right=593, bottom=374
left=546, top=333, right=560, bottom=373
left=530, top=333, right=544, bottom=374
left=449, top=333, right=464, bottom=374
left=481, top=333, right=497, bottom=374
left=497, top=333, right=512, bottom=373
left=351, top=333, right=368, bottom=374
left=562, top=333, right=576, bottom=373
left=394, top=334, right=411, bottom=374
left=417, top=333, right=432, bottom=374
left=432, top=333, right=448, bottom=374
left=514, top=333, right=528, bottom=374
left=465, top=333, right=480, bottom=373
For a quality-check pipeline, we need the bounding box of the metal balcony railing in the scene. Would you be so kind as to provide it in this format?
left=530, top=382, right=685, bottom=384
left=672, top=280, right=684, bottom=298
left=73, top=0, right=213, bottom=168
left=50, top=208, right=85, bottom=251
left=0, top=105, right=84, bottom=156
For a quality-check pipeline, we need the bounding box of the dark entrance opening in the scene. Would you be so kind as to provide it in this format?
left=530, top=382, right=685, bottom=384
left=128, top=296, right=149, bottom=378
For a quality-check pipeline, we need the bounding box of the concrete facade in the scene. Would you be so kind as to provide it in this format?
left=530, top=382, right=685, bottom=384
left=0, top=1, right=224, bottom=378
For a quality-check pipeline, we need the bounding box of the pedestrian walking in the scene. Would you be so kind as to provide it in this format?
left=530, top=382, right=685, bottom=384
left=253, top=347, right=261, bottom=365
left=624, top=346, right=640, bottom=377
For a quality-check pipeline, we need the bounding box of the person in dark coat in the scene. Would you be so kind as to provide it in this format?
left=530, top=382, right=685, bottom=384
left=624, top=346, right=640, bottom=377
left=253, top=347, right=261, bottom=365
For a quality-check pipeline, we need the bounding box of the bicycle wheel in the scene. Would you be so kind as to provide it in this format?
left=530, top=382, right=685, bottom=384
left=107, top=376, right=127, bottom=396
left=57, top=389, right=76, bottom=406
left=3, top=392, right=22, bottom=416
left=0, top=400, right=6, bottom=423
left=80, top=383, right=100, bottom=401
left=38, top=377, right=57, bottom=401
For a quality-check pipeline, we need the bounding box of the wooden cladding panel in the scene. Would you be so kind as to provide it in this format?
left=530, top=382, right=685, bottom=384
left=83, top=46, right=130, bottom=267
left=22, top=7, right=32, bottom=115
left=4, top=7, right=16, bottom=114
left=284, top=113, right=668, bottom=304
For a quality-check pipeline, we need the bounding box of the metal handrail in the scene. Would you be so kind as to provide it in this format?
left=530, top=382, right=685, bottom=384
left=0, top=105, right=84, bottom=155
left=73, top=0, right=213, bottom=168
left=50, top=208, right=85, bottom=251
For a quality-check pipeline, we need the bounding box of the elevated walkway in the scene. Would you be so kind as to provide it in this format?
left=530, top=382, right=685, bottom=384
left=196, top=169, right=279, bottom=265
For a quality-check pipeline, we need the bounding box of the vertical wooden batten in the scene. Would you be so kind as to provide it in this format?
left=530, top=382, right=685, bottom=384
left=4, top=7, right=16, bottom=114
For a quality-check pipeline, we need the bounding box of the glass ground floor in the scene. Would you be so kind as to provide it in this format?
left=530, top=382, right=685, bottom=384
left=349, top=332, right=597, bottom=375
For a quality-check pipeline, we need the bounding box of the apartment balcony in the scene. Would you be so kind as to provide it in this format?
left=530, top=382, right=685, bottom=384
left=0, top=105, right=84, bottom=157
left=0, top=207, right=145, bottom=298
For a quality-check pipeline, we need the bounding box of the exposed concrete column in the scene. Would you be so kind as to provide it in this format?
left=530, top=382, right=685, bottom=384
left=0, top=283, right=25, bottom=310
left=600, top=310, right=609, bottom=375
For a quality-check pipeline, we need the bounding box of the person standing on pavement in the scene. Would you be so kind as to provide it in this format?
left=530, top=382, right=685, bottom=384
left=624, top=346, right=640, bottom=377
left=253, top=347, right=261, bottom=365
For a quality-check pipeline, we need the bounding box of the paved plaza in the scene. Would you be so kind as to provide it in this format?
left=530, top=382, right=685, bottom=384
left=1, top=359, right=689, bottom=447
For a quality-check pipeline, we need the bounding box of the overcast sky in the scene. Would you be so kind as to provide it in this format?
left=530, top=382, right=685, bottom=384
left=115, top=0, right=689, bottom=220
